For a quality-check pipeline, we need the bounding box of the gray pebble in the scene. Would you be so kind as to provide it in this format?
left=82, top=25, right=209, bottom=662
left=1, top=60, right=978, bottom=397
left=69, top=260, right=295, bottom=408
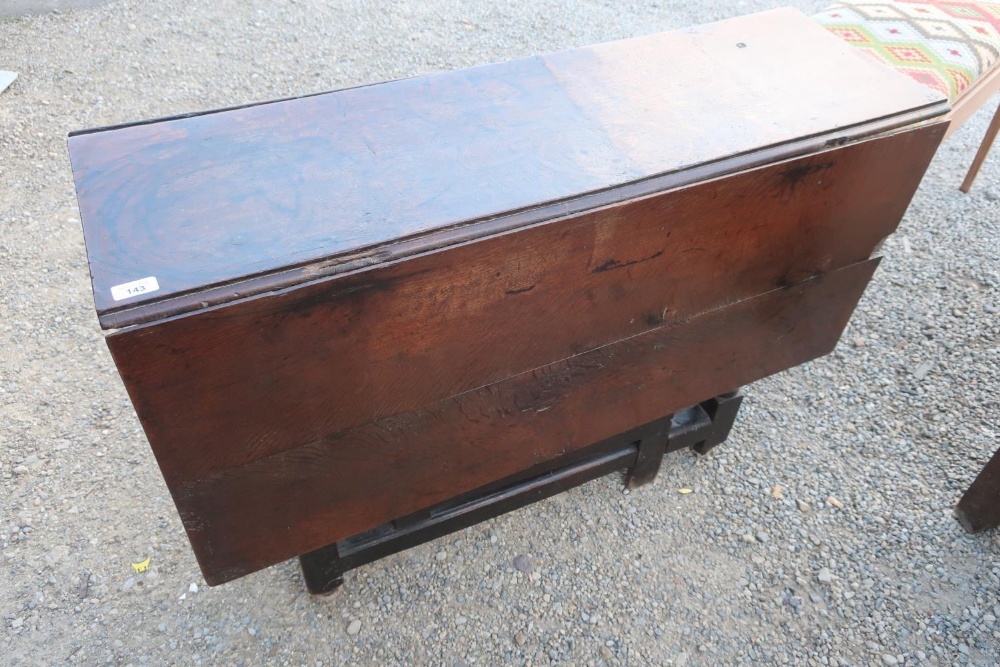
left=513, top=554, right=533, bottom=574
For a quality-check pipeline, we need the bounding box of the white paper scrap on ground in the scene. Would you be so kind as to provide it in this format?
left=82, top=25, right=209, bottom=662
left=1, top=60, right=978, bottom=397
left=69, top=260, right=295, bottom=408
left=0, top=71, right=17, bottom=94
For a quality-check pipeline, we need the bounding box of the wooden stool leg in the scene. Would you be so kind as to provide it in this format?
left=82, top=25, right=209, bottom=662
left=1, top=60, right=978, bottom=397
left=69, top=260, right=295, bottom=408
left=960, top=102, right=1000, bottom=193
left=955, top=446, right=1000, bottom=533
left=299, top=542, right=345, bottom=595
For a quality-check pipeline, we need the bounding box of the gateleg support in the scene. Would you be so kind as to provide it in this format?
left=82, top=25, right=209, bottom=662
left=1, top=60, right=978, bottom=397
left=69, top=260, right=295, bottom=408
left=626, top=416, right=671, bottom=489
left=693, top=389, right=743, bottom=455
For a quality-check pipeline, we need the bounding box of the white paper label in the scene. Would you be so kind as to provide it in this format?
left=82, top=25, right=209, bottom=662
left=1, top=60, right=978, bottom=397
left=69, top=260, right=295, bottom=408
left=111, top=276, right=160, bottom=302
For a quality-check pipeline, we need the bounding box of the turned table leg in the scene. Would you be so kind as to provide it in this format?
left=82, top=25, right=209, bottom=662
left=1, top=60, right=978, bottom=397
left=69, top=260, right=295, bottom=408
left=955, top=446, right=1000, bottom=533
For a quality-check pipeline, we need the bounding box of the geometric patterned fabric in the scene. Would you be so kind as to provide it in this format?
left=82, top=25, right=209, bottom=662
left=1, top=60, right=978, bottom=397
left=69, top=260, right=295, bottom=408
left=814, top=1, right=1000, bottom=101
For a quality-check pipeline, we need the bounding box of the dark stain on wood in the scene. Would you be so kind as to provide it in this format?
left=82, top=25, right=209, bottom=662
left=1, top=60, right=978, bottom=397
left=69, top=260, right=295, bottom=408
left=780, top=161, right=835, bottom=192
left=592, top=250, right=664, bottom=274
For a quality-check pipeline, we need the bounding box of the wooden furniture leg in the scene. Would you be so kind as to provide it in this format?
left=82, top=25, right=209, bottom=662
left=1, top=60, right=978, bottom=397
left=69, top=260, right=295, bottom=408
left=626, top=418, right=671, bottom=489
left=960, top=102, right=1000, bottom=193
left=299, top=542, right=345, bottom=596
left=955, top=446, right=1000, bottom=533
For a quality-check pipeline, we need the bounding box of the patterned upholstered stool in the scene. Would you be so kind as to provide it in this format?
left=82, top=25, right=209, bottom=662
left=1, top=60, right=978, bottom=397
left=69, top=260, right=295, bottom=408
left=815, top=1, right=1000, bottom=191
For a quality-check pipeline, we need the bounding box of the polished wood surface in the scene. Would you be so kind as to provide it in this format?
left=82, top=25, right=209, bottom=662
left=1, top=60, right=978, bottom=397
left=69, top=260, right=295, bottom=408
left=106, top=123, right=945, bottom=584
left=69, top=7, right=944, bottom=327
left=107, top=128, right=944, bottom=489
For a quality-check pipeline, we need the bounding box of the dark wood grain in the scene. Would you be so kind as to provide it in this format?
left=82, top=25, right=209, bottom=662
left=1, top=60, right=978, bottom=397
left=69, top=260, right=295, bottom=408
left=69, top=7, right=945, bottom=324
left=105, top=126, right=944, bottom=489
left=176, top=258, right=880, bottom=584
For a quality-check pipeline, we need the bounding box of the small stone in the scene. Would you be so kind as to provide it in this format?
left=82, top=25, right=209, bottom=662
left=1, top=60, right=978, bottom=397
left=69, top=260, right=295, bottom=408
left=188, top=583, right=198, bottom=594
left=882, top=655, right=897, bottom=665
left=489, top=534, right=497, bottom=544
left=435, top=550, right=447, bottom=562
left=11, top=618, right=24, bottom=629
left=513, top=554, right=533, bottom=574
left=796, top=499, right=810, bottom=512
left=741, top=533, right=756, bottom=544
left=984, top=189, right=999, bottom=202
left=853, top=337, right=866, bottom=347
left=346, top=619, right=361, bottom=635
left=826, top=496, right=844, bottom=509
left=817, top=568, right=833, bottom=584
left=123, top=577, right=136, bottom=591
left=455, top=615, right=467, bottom=625
left=600, top=646, right=613, bottom=660
left=515, top=633, right=526, bottom=646
left=913, top=362, right=933, bottom=381
left=676, top=652, right=690, bottom=666
left=755, top=531, right=769, bottom=543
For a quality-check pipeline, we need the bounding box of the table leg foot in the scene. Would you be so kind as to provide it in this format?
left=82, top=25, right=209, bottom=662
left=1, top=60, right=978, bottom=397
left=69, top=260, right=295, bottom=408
left=300, top=543, right=346, bottom=596
left=955, top=446, right=1000, bottom=534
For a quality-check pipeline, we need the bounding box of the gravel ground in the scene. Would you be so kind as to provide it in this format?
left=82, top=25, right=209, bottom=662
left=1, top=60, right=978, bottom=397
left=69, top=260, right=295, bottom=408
left=2, top=1, right=999, bottom=665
